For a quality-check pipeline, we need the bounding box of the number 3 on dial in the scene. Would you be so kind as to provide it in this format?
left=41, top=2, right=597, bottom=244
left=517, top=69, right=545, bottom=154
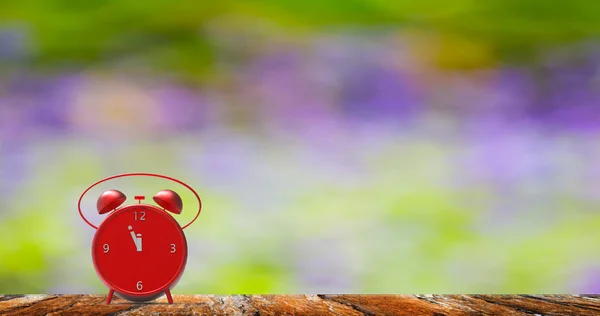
left=170, top=244, right=176, bottom=253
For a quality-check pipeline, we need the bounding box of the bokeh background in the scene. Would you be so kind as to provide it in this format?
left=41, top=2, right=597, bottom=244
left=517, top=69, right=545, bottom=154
left=1, top=1, right=600, bottom=294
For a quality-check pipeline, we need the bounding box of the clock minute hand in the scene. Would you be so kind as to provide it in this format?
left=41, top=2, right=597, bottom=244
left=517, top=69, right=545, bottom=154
left=128, top=226, right=143, bottom=252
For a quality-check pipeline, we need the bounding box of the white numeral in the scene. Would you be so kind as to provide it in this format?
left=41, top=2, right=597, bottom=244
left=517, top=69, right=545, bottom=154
left=170, top=244, right=176, bottom=253
left=134, top=212, right=146, bottom=221
left=137, top=281, right=143, bottom=291
left=103, top=244, right=109, bottom=253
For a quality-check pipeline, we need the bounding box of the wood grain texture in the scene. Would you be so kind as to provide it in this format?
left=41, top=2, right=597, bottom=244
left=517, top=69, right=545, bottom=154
left=0, top=294, right=599, bottom=315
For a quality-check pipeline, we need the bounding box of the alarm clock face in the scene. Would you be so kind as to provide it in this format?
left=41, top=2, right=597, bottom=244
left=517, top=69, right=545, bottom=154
left=92, top=204, right=188, bottom=299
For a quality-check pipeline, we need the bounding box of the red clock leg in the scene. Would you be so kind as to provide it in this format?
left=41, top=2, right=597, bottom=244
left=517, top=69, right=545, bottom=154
left=165, top=290, right=173, bottom=304
left=106, top=289, right=115, bottom=304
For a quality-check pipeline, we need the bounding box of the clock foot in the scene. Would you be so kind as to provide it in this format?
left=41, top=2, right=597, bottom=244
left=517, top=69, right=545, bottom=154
left=106, top=289, right=115, bottom=304
left=165, top=290, right=173, bottom=304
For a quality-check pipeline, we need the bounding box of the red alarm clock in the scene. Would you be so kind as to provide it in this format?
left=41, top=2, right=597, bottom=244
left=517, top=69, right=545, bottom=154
left=78, top=173, right=202, bottom=304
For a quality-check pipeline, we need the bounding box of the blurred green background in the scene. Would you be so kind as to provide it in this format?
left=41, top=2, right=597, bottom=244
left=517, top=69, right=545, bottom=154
left=1, top=1, right=600, bottom=294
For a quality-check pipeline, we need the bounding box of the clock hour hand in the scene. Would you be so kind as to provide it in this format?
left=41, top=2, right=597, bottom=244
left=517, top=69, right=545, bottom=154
left=128, top=226, right=143, bottom=252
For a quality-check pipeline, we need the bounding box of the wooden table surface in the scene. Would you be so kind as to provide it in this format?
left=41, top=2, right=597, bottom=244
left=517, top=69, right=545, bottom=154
left=1, top=294, right=599, bottom=315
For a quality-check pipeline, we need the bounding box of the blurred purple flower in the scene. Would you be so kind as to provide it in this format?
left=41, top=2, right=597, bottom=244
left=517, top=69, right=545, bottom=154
left=156, top=84, right=212, bottom=132
left=197, top=132, right=257, bottom=188
left=533, top=54, right=600, bottom=132
left=0, top=25, right=31, bottom=61
left=573, top=267, right=600, bottom=294
left=491, top=68, right=537, bottom=117
left=339, top=64, right=420, bottom=122
left=246, top=52, right=337, bottom=127
left=31, top=74, right=81, bottom=131
left=0, top=137, right=32, bottom=205
left=2, top=73, right=79, bottom=132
